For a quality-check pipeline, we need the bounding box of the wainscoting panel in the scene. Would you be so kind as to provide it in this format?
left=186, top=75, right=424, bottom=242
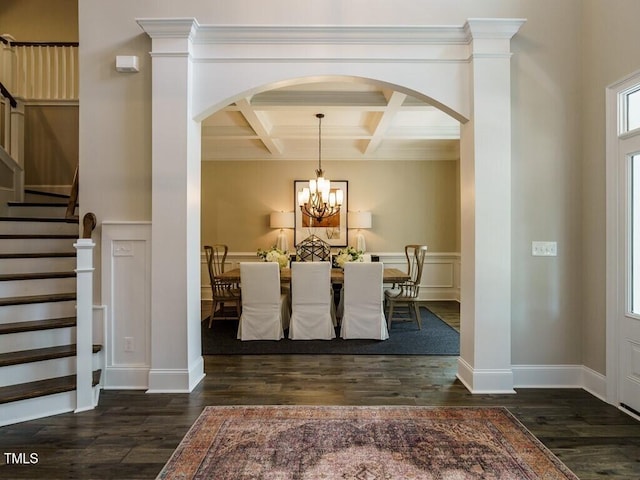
left=102, top=222, right=152, bottom=389
left=201, top=251, right=461, bottom=302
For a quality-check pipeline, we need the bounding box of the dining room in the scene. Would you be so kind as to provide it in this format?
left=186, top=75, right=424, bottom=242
left=199, top=81, right=462, bottom=352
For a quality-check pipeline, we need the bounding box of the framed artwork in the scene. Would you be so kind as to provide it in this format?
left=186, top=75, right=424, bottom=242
left=294, top=180, right=348, bottom=247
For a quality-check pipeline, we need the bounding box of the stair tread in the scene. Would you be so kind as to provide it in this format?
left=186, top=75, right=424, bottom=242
left=0, top=344, right=102, bottom=367
left=0, top=252, right=76, bottom=259
left=7, top=201, right=71, bottom=207
left=0, top=370, right=101, bottom=404
left=0, top=234, right=77, bottom=239
left=0, top=317, right=76, bottom=334
left=0, top=216, right=79, bottom=223
left=0, top=292, right=76, bottom=307
left=0, top=271, right=76, bottom=282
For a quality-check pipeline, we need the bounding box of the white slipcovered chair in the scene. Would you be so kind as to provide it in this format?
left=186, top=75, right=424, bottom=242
left=237, top=262, right=290, bottom=341
left=340, top=262, right=389, bottom=340
left=288, top=261, right=336, bottom=340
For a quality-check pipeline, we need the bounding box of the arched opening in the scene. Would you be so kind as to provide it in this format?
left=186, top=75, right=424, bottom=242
left=139, top=18, right=523, bottom=394
left=199, top=77, right=462, bottom=358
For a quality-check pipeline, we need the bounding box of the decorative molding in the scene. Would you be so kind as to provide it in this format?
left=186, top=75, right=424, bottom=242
left=101, top=222, right=152, bottom=390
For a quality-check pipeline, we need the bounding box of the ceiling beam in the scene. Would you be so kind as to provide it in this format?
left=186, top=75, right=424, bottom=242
left=235, top=97, right=283, bottom=155
left=363, top=90, right=407, bottom=155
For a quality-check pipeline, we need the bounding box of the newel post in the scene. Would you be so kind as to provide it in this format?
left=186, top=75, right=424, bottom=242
left=74, top=236, right=95, bottom=412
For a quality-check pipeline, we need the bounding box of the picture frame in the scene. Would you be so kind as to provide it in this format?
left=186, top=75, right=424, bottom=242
left=294, top=180, right=348, bottom=247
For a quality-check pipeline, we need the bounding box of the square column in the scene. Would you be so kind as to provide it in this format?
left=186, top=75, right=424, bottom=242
left=457, top=19, right=525, bottom=393
left=142, top=19, right=205, bottom=392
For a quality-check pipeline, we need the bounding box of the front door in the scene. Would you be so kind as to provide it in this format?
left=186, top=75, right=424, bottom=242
left=617, top=82, right=640, bottom=413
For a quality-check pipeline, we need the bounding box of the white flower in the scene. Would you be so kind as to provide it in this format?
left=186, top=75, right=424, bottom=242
left=334, top=246, right=364, bottom=268
left=257, top=246, right=289, bottom=268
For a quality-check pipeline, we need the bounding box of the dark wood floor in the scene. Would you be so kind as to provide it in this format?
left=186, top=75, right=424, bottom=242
left=1, top=355, right=639, bottom=479
left=1, top=303, right=638, bottom=479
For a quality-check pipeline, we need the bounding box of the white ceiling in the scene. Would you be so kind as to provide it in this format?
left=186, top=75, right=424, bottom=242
left=201, top=81, right=460, bottom=162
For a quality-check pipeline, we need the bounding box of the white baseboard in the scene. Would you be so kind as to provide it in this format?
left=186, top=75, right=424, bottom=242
left=512, top=364, right=607, bottom=400
left=146, top=356, right=205, bottom=393
left=456, top=357, right=516, bottom=394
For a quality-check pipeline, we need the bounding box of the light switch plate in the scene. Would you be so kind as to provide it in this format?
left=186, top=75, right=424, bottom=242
left=532, top=241, right=557, bottom=256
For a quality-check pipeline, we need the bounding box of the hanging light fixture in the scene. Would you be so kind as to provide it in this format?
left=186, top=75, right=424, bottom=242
left=297, top=113, right=343, bottom=224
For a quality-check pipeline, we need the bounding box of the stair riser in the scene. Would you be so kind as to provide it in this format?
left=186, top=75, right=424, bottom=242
left=0, top=238, right=76, bottom=254
left=0, top=221, right=78, bottom=235
left=0, top=326, right=74, bottom=353
left=0, top=301, right=76, bottom=323
left=0, top=357, right=78, bottom=387
left=0, top=390, right=76, bottom=427
left=0, top=278, right=76, bottom=297
left=5, top=205, right=69, bottom=217
left=24, top=190, right=71, bottom=203
left=0, top=257, right=76, bottom=274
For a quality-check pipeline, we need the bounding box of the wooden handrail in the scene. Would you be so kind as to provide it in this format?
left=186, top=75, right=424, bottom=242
left=82, top=213, right=97, bottom=239
left=0, top=81, right=17, bottom=108
left=66, top=165, right=79, bottom=219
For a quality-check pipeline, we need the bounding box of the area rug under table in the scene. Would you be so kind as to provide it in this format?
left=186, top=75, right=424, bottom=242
left=157, top=405, right=578, bottom=480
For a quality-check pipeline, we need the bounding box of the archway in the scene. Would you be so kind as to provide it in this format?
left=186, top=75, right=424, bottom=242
left=138, top=18, right=524, bottom=394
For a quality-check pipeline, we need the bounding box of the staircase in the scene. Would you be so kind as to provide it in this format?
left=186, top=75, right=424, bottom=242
left=0, top=190, right=102, bottom=426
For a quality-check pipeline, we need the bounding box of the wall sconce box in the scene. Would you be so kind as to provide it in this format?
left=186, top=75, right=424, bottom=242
left=116, top=55, right=139, bottom=73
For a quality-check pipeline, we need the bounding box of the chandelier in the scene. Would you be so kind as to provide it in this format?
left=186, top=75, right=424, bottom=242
left=297, top=113, right=343, bottom=224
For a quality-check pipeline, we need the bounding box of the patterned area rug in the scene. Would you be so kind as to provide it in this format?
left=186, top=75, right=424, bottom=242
left=157, top=406, right=578, bottom=480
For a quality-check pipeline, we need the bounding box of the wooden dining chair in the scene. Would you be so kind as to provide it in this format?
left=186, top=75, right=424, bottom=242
left=384, top=244, right=428, bottom=330
left=237, top=262, right=290, bottom=341
left=340, top=262, right=389, bottom=340
left=289, top=261, right=336, bottom=340
left=204, top=244, right=241, bottom=327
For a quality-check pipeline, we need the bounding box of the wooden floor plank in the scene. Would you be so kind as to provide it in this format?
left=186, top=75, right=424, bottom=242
left=0, top=356, right=638, bottom=479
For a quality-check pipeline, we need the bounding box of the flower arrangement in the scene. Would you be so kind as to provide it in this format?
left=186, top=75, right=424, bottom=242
left=333, top=246, right=364, bottom=268
left=257, top=246, right=290, bottom=268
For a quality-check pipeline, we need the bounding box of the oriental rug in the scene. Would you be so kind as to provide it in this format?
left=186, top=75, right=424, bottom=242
left=156, top=406, right=578, bottom=480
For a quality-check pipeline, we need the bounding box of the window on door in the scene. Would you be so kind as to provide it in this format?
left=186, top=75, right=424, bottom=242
left=625, top=87, right=640, bottom=133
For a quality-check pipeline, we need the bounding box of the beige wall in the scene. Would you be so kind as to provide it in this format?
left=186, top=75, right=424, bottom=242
left=0, top=0, right=78, bottom=42
left=581, top=0, right=640, bottom=373
left=76, top=0, right=640, bottom=373
left=202, top=160, right=460, bottom=254
left=24, top=105, right=78, bottom=187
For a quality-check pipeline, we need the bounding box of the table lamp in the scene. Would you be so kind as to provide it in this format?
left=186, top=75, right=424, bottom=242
left=348, top=211, right=372, bottom=252
left=270, top=211, right=295, bottom=252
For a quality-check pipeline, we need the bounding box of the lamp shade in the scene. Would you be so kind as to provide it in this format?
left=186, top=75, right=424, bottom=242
left=348, top=211, right=372, bottom=229
left=270, top=212, right=295, bottom=229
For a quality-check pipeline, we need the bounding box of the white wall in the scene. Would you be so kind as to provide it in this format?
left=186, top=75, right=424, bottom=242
left=78, top=0, right=630, bottom=381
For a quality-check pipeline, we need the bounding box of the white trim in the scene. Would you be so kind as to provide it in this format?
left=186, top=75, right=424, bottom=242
left=456, top=357, right=516, bottom=394
left=147, top=358, right=206, bottom=393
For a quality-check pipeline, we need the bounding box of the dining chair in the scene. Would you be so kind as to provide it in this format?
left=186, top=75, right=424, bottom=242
left=204, top=244, right=241, bottom=327
left=384, top=244, right=428, bottom=330
left=340, top=262, right=389, bottom=340
left=237, top=262, right=290, bottom=341
left=288, top=261, right=336, bottom=340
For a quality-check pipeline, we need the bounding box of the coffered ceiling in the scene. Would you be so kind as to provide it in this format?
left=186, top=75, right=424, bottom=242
left=201, top=81, right=460, bottom=162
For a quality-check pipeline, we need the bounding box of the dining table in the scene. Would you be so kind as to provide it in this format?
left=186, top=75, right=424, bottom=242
left=217, top=266, right=410, bottom=284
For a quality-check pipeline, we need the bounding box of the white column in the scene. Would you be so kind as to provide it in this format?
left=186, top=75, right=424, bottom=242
left=457, top=19, right=525, bottom=393
left=140, top=19, right=205, bottom=392
left=74, top=238, right=96, bottom=412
